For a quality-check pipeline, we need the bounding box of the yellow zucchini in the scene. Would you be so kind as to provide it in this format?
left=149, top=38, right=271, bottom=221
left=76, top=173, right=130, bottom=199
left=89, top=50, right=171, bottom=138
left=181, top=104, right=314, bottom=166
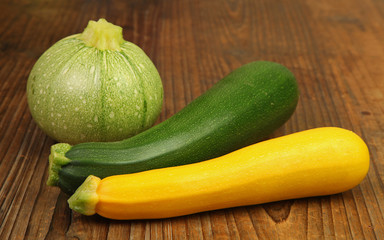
left=68, top=127, right=369, bottom=220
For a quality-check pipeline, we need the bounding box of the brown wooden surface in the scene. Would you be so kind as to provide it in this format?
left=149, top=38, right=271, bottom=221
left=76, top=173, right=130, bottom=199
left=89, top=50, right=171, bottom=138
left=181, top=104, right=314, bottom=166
left=1, top=0, right=383, bottom=239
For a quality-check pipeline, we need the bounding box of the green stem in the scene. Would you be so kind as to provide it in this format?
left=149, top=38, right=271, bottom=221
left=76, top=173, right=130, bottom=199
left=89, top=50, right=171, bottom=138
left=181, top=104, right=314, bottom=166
left=68, top=175, right=101, bottom=216
left=47, top=143, right=72, bottom=186
left=78, top=18, right=124, bottom=51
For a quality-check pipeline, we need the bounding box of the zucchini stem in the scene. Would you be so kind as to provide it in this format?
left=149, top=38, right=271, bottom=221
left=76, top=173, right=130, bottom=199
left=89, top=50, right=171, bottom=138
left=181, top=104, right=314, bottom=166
left=47, top=143, right=72, bottom=186
left=68, top=175, right=101, bottom=216
left=79, top=18, right=124, bottom=51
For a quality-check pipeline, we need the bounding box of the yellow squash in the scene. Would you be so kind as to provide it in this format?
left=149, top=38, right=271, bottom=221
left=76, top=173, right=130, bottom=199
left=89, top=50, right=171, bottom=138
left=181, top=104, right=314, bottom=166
left=68, top=127, right=369, bottom=220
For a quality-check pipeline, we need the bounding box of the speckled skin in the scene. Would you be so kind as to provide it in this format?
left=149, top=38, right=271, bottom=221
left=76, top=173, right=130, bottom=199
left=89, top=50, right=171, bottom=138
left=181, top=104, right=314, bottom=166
left=27, top=35, right=163, bottom=144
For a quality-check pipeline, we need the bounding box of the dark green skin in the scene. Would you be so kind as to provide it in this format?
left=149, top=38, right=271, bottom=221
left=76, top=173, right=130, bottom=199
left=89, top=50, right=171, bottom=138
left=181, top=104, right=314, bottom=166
left=59, top=61, right=299, bottom=194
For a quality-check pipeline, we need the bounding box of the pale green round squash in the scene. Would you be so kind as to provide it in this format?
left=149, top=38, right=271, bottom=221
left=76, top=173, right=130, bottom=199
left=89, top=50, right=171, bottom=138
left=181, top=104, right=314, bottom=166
left=27, top=19, right=163, bottom=144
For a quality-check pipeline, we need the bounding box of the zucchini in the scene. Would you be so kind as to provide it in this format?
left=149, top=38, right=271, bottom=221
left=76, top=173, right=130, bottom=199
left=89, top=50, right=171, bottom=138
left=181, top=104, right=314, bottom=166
left=48, top=61, right=299, bottom=194
left=68, top=127, right=369, bottom=219
left=27, top=19, right=163, bottom=144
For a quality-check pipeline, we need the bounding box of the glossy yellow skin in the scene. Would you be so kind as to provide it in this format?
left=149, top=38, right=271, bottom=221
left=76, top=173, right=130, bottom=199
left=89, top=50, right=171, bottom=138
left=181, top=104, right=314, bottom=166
left=69, top=127, right=369, bottom=220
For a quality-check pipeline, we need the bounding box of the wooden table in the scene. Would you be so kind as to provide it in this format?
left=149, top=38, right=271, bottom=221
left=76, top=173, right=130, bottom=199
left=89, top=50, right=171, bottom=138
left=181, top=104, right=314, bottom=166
left=1, top=0, right=383, bottom=239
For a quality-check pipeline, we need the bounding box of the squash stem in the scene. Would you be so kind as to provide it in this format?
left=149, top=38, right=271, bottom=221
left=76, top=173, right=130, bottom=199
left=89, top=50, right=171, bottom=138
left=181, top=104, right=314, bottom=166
left=47, top=143, right=72, bottom=186
left=68, top=175, right=101, bottom=216
left=79, top=18, right=124, bottom=51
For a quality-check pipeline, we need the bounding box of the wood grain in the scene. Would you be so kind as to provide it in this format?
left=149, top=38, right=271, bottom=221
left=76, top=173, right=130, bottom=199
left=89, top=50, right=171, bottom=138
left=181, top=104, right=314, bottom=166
left=1, top=0, right=384, bottom=239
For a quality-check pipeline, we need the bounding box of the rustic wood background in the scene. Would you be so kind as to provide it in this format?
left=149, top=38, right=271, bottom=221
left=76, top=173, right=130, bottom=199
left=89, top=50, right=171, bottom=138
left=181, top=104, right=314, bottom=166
left=1, top=0, right=383, bottom=239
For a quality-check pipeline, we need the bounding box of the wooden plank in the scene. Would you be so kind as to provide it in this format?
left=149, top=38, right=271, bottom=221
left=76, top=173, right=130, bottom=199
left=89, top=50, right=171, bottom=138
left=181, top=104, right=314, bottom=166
left=0, top=0, right=383, bottom=239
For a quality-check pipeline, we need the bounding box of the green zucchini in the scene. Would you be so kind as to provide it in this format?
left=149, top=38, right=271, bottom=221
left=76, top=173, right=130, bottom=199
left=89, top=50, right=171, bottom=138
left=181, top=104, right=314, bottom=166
left=48, top=61, right=299, bottom=194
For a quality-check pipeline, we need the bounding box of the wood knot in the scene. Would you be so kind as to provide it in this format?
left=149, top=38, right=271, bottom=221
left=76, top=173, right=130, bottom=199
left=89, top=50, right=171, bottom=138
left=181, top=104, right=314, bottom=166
left=263, top=200, right=294, bottom=223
